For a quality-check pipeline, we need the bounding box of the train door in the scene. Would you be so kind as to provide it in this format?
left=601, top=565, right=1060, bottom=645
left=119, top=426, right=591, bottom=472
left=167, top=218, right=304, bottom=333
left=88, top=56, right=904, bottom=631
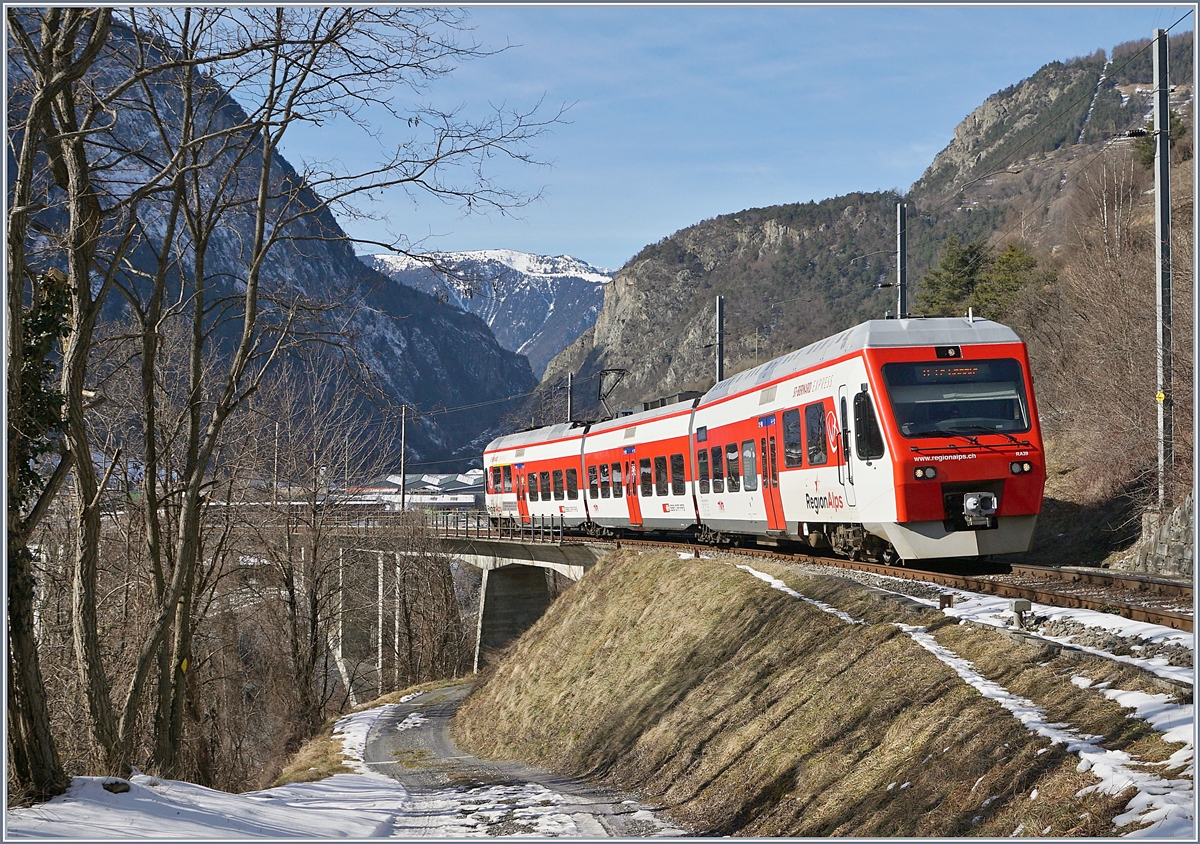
left=836, top=387, right=857, bottom=507
left=515, top=465, right=531, bottom=524
left=757, top=415, right=786, bottom=531
left=625, top=458, right=643, bottom=527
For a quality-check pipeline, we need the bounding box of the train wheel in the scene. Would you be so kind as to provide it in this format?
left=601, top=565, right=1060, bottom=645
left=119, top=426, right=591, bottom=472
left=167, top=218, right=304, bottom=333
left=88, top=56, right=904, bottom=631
left=881, top=548, right=905, bottom=567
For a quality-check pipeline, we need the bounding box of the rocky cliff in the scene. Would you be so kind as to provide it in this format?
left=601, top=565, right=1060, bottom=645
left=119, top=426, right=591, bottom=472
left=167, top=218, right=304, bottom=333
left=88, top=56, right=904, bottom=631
left=543, top=193, right=906, bottom=416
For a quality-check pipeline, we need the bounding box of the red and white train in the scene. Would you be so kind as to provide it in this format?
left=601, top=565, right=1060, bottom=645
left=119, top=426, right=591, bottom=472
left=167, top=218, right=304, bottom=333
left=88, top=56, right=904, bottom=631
left=484, top=317, right=1045, bottom=562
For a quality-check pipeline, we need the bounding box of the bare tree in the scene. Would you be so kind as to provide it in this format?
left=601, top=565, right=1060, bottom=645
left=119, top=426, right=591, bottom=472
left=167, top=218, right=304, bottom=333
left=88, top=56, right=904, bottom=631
left=6, top=7, right=111, bottom=797
left=1012, top=145, right=1193, bottom=507
left=236, top=353, right=398, bottom=748
left=8, top=6, right=560, bottom=786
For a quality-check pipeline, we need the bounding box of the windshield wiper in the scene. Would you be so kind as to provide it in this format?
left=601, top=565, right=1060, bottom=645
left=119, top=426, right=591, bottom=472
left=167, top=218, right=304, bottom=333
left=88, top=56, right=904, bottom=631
left=947, top=425, right=1020, bottom=444
left=905, top=429, right=978, bottom=444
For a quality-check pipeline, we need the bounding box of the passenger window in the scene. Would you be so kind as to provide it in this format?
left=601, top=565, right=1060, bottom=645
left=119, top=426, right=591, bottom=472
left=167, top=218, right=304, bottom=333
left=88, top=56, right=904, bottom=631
left=783, top=408, right=803, bottom=468
left=741, top=440, right=757, bottom=491
left=588, top=465, right=599, bottom=499
left=552, top=469, right=564, bottom=500
left=566, top=468, right=579, bottom=499
left=600, top=463, right=611, bottom=498
left=698, top=449, right=710, bottom=495
left=639, top=458, right=652, bottom=497
left=670, top=453, right=685, bottom=495
left=725, top=443, right=741, bottom=492
left=502, top=465, right=513, bottom=493
left=654, top=456, right=668, bottom=496
left=854, top=391, right=886, bottom=460
left=539, top=471, right=550, bottom=500
left=805, top=403, right=828, bottom=466
left=612, top=462, right=623, bottom=497
left=711, top=446, right=724, bottom=493
left=528, top=473, right=539, bottom=501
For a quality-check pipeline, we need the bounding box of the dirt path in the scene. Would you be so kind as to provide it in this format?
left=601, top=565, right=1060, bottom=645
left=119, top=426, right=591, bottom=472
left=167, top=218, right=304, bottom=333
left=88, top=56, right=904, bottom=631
left=361, top=681, right=686, bottom=837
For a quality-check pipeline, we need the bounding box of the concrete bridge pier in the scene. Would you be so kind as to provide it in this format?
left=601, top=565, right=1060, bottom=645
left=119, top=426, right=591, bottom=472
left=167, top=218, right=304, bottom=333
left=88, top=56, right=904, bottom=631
left=331, top=534, right=604, bottom=675
left=474, top=565, right=556, bottom=671
left=439, top=539, right=604, bottom=672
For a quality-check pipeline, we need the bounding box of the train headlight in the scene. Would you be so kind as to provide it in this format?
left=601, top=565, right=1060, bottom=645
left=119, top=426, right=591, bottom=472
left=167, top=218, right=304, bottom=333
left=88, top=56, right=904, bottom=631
left=1010, top=461, right=1035, bottom=475
left=914, top=466, right=937, bottom=480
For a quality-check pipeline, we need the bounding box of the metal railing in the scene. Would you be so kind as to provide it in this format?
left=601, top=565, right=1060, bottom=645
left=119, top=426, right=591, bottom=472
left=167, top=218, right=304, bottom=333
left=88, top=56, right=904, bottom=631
left=317, top=508, right=570, bottom=544
left=427, top=510, right=566, bottom=543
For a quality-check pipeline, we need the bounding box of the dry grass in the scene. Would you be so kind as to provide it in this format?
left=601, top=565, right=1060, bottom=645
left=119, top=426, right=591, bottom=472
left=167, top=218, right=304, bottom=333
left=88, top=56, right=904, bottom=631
left=271, top=735, right=353, bottom=786
left=453, top=550, right=1188, bottom=836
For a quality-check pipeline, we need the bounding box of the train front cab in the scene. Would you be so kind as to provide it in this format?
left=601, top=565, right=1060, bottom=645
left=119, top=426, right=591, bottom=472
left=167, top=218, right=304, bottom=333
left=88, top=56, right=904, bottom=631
left=862, top=337, right=1045, bottom=559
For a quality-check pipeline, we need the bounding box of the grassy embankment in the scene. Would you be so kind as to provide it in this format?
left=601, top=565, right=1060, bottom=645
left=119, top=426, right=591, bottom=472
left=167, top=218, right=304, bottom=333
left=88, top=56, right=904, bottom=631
left=453, top=549, right=1187, bottom=837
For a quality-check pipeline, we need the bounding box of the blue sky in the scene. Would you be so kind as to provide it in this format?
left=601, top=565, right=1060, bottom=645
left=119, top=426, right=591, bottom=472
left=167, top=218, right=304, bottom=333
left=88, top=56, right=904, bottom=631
left=283, top=4, right=1195, bottom=271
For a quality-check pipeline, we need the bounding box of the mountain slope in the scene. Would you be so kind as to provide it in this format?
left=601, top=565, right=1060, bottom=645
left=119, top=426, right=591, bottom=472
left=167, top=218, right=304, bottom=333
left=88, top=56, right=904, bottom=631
left=916, top=34, right=1192, bottom=200
left=541, top=33, right=1192, bottom=419
left=6, top=16, right=538, bottom=465
left=367, top=251, right=611, bottom=378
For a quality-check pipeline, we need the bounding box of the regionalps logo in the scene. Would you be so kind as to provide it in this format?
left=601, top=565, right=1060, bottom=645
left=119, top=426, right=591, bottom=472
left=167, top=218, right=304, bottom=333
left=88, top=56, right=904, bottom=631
left=805, top=491, right=845, bottom=513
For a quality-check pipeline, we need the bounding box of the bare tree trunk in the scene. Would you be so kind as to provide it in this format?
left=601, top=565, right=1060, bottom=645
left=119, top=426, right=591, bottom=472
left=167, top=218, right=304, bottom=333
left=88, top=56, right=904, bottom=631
left=7, top=549, right=69, bottom=800
left=6, top=6, right=110, bottom=796
left=53, top=49, right=125, bottom=775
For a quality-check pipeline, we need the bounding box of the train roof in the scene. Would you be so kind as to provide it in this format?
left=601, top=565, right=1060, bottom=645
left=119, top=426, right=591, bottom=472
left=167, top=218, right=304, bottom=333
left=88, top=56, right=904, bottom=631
left=701, top=317, right=1022, bottom=404
left=484, top=422, right=584, bottom=454
left=588, top=395, right=699, bottom=435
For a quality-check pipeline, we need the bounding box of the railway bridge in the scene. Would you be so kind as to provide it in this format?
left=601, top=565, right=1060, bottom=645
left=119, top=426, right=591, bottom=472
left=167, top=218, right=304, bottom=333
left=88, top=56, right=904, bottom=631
left=329, top=514, right=604, bottom=703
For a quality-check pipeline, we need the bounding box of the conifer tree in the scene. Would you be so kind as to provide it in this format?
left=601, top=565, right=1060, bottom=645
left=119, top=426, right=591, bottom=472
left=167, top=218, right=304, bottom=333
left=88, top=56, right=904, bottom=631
left=915, top=236, right=992, bottom=316
left=971, top=243, right=1053, bottom=320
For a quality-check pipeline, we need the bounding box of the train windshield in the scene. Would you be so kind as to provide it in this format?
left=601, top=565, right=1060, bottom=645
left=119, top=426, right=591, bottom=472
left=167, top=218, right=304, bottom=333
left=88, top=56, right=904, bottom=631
left=882, top=358, right=1031, bottom=438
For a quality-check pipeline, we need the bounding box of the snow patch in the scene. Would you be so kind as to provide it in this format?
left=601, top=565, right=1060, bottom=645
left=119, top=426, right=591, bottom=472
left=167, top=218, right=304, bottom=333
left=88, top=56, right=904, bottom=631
left=735, top=564, right=865, bottom=625
left=897, top=623, right=1194, bottom=837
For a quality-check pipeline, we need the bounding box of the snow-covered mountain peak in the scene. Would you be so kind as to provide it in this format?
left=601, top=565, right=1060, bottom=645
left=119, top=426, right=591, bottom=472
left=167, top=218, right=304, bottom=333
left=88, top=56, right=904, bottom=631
left=365, top=249, right=612, bottom=378
left=367, top=249, right=612, bottom=285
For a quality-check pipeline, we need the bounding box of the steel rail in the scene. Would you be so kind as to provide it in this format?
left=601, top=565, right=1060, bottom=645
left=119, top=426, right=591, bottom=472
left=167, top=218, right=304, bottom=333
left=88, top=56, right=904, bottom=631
left=1006, top=562, right=1192, bottom=597
left=417, top=515, right=1193, bottom=632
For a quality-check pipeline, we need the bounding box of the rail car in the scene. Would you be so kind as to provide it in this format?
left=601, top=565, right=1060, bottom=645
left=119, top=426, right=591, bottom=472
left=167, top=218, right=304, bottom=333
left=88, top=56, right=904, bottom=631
left=484, top=316, right=1045, bottom=562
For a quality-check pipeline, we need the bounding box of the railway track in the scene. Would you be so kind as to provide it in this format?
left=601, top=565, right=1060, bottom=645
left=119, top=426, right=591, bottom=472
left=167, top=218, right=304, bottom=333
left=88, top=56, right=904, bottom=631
left=420, top=514, right=1193, bottom=632
left=598, top=538, right=1195, bottom=632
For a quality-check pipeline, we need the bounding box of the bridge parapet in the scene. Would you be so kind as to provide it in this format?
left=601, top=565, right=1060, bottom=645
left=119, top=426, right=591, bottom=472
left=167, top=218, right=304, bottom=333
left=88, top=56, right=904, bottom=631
left=440, top=538, right=603, bottom=582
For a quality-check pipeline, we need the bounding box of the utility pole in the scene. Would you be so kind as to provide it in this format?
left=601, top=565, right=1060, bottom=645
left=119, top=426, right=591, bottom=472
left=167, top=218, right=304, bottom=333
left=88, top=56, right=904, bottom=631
left=566, top=372, right=573, bottom=422
left=1153, top=27, right=1172, bottom=511
left=896, top=202, right=908, bottom=318
left=400, top=405, right=407, bottom=511
left=716, top=295, right=725, bottom=382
